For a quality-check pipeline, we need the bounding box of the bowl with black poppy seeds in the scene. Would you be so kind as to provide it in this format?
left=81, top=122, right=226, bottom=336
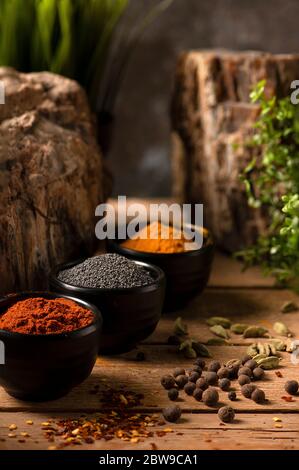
left=0, top=292, right=102, bottom=401
left=109, top=221, right=214, bottom=311
left=50, top=253, right=165, bottom=354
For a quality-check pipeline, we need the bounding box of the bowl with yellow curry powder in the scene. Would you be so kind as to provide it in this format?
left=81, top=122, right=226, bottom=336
left=0, top=292, right=102, bottom=401
left=109, top=221, right=214, bottom=311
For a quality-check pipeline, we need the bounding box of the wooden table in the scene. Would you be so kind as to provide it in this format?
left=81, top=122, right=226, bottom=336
left=1, top=252, right=299, bottom=451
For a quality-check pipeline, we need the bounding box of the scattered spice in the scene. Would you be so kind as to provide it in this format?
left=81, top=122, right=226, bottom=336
left=244, top=359, right=257, bottom=370
left=217, top=367, right=230, bottom=379
left=193, top=388, right=203, bottom=401
left=282, top=395, right=295, bottom=402
left=284, top=380, right=299, bottom=395
left=241, top=355, right=252, bottom=365
left=0, top=297, right=94, bottom=335
left=206, top=371, right=218, bottom=385
left=184, top=382, right=196, bottom=396
left=173, top=367, right=185, bottom=378
left=174, top=317, right=188, bottom=336
left=8, top=424, right=17, bottom=431
left=208, top=361, right=221, bottom=372
left=191, top=366, right=202, bottom=375
left=273, top=417, right=282, bottom=422
left=196, top=377, right=209, bottom=390
left=230, top=323, right=248, bottom=334
left=206, top=317, right=231, bottom=328
left=275, top=371, right=283, bottom=378
left=243, top=326, right=268, bottom=338
left=162, top=405, right=181, bottom=423
left=218, top=406, right=235, bottom=423
left=241, top=384, right=256, bottom=399
left=238, top=375, right=251, bottom=386
left=194, top=359, right=206, bottom=369
left=238, top=367, right=252, bottom=378
left=210, top=325, right=230, bottom=339
left=252, top=367, right=265, bottom=380
left=281, top=301, right=298, bottom=313
left=273, top=321, right=291, bottom=338
left=175, top=375, right=188, bottom=389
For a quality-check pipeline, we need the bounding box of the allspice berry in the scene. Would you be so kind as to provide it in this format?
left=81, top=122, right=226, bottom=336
left=175, top=374, right=189, bottom=389
left=208, top=361, right=221, bottom=372
left=241, top=384, right=256, bottom=399
left=227, top=364, right=240, bottom=380
left=206, top=371, right=218, bottom=385
left=202, top=387, right=219, bottom=406
left=238, top=366, right=252, bottom=377
left=218, top=406, right=235, bottom=423
left=238, top=374, right=251, bottom=386
left=184, top=382, right=196, bottom=396
left=196, top=377, right=209, bottom=391
left=161, top=375, right=176, bottom=390
left=241, top=354, right=252, bottom=365
left=194, top=359, right=206, bottom=369
left=251, top=388, right=265, bottom=404
left=188, top=371, right=200, bottom=383
left=219, top=378, right=231, bottom=391
left=193, top=388, right=203, bottom=401
left=162, top=405, right=181, bottom=423
left=191, top=366, right=202, bottom=376
left=252, top=367, right=265, bottom=380
left=284, top=380, right=299, bottom=396
left=217, top=367, right=230, bottom=379
left=168, top=388, right=179, bottom=401
left=173, top=368, right=185, bottom=378
left=244, top=359, right=258, bottom=370
left=228, top=391, right=237, bottom=401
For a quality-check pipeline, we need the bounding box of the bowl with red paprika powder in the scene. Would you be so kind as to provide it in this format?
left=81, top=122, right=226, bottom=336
left=0, top=292, right=102, bottom=401
left=109, top=221, right=214, bottom=311
left=50, top=254, right=165, bottom=355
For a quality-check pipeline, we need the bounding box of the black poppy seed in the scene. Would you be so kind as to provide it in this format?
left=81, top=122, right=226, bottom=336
left=57, top=254, right=154, bottom=289
left=219, top=378, right=231, bottom=391
left=184, top=382, right=196, bottom=396
left=188, top=372, right=200, bottom=383
left=168, top=388, right=179, bottom=401
left=175, top=375, right=189, bottom=389
left=161, top=375, right=176, bottom=390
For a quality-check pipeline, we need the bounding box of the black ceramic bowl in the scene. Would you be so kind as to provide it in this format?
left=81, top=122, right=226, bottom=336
left=50, top=259, right=165, bottom=355
left=109, top=227, right=214, bottom=311
left=0, top=292, right=102, bottom=401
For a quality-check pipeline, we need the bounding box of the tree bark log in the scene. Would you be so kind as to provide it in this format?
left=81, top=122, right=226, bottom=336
left=171, top=50, right=299, bottom=251
left=0, top=68, right=105, bottom=294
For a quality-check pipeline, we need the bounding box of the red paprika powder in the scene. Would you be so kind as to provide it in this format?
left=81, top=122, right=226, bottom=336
left=0, top=297, right=94, bottom=335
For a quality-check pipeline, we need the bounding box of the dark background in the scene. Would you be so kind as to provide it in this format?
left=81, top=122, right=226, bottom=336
left=109, top=0, right=299, bottom=197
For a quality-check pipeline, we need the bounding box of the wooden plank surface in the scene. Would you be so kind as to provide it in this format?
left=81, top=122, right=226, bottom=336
left=0, top=254, right=298, bottom=450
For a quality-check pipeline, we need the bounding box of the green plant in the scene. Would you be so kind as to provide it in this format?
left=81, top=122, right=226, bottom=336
left=238, top=80, right=299, bottom=286
left=0, top=0, right=173, bottom=113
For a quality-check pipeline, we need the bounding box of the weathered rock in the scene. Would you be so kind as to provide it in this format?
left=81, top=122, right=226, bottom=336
left=0, top=68, right=105, bottom=293
left=171, top=50, right=299, bottom=251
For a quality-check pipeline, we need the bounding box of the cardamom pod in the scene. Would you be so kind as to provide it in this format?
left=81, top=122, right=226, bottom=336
left=273, top=321, right=291, bottom=337
left=281, top=301, right=298, bottom=313
left=206, top=337, right=229, bottom=346
left=255, top=356, right=281, bottom=369
left=174, top=316, right=188, bottom=336
left=243, top=326, right=268, bottom=338
left=247, top=343, right=259, bottom=357
left=269, top=338, right=286, bottom=352
left=230, top=323, right=249, bottom=334
left=210, top=324, right=230, bottom=339
left=253, top=353, right=268, bottom=362
left=179, top=339, right=197, bottom=358
left=206, top=316, right=231, bottom=329
left=191, top=341, right=211, bottom=358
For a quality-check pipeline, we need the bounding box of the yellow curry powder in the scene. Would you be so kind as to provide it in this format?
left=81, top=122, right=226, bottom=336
left=121, top=221, right=207, bottom=254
